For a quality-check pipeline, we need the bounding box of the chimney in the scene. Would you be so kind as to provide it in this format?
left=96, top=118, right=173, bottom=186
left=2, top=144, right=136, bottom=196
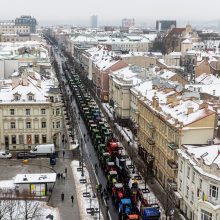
left=187, top=107, right=194, bottom=115
left=199, top=102, right=208, bottom=109
left=12, top=78, right=20, bottom=89
left=37, top=79, right=41, bottom=88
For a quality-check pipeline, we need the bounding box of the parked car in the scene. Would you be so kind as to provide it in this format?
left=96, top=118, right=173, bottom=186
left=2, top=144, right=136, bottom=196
left=0, top=150, right=12, bottom=159
left=16, top=152, right=36, bottom=159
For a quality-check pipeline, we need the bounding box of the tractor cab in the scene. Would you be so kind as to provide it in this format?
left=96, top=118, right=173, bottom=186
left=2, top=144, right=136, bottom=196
left=112, top=183, right=124, bottom=204
left=105, top=161, right=116, bottom=173
left=107, top=170, right=118, bottom=189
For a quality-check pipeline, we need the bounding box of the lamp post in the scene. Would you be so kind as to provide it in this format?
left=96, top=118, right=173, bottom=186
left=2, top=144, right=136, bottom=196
left=81, top=138, right=84, bottom=177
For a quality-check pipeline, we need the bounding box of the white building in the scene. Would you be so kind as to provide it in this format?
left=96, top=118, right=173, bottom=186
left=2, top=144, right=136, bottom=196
left=0, top=69, right=62, bottom=150
left=177, top=144, right=220, bottom=220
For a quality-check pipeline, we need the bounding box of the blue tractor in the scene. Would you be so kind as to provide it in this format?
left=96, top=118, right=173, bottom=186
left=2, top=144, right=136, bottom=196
left=119, top=198, right=136, bottom=220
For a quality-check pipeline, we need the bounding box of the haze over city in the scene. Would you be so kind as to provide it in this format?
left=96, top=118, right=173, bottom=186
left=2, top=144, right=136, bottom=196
left=1, top=0, right=220, bottom=26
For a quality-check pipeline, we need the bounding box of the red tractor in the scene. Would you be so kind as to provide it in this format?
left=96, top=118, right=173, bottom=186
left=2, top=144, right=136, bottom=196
left=112, top=183, right=124, bottom=205
left=107, top=140, right=121, bottom=158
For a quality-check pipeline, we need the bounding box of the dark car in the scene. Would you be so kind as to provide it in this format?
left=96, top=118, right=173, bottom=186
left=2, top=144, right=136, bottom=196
left=16, top=152, right=37, bottom=159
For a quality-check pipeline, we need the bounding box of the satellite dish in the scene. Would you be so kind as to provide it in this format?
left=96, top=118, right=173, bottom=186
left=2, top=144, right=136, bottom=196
left=176, top=84, right=183, bottom=93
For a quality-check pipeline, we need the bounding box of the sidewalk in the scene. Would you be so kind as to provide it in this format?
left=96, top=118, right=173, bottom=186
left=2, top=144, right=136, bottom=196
left=48, top=151, right=81, bottom=220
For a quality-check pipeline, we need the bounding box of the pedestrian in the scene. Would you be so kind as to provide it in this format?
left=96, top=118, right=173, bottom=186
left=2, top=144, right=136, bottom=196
left=63, top=151, right=65, bottom=158
left=61, top=192, right=64, bottom=201
left=65, top=167, right=67, bottom=174
left=87, top=137, right=89, bottom=142
left=101, top=191, right=104, bottom=199
left=99, top=183, right=102, bottom=192
left=57, top=173, right=60, bottom=180
left=71, top=195, right=74, bottom=203
left=63, top=172, right=66, bottom=180
left=60, top=173, right=63, bottom=179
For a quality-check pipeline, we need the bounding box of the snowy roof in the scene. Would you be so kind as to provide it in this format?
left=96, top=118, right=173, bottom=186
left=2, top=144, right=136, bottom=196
left=14, top=173, right=56, bottom=184
left=133, top=80, right=215, bottom=127
left=195, top=73, right=220, bottom=85
left=111, top=65, right=143, bottom=86
left=159, top=70, right=176, bottom=79
left=0, top=70, right=56, bottom=103
left=182, top=39, right=192, bottom=44
left=178, top=145, right=220, bottom=182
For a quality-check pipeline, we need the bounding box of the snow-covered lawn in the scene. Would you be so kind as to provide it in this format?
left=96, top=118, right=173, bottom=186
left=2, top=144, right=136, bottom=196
left=71, top=160, right=104, bottom=220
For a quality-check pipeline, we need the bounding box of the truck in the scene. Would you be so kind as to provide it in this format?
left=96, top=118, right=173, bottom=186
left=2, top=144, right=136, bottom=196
left=30, top=144, right=55, bottom=156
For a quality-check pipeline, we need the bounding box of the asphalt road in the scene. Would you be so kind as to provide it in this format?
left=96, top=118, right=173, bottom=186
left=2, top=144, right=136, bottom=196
left=53, top=48, right=119, bottom=220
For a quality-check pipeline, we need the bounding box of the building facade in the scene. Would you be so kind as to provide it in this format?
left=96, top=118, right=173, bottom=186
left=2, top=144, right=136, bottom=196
left=177, top=145, right=220, bottom=220
left=91, top=15, right=98, bottom=29
left=15, top=15, right=37, bottom=33
left=0, top=69, right=62, bottom=150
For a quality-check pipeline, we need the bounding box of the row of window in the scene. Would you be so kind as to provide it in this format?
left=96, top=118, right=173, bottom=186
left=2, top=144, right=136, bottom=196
left=9, top=134, right=47, bottom=145
left=9, top=108, right=60, bottom=116
left=9, top=121, right=61, bottom=129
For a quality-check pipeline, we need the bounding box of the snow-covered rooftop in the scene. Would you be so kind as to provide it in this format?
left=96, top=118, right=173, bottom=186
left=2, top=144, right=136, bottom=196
left=14, top=173, right=56, bottom=184
left=178, top=145, right=220, bottom=182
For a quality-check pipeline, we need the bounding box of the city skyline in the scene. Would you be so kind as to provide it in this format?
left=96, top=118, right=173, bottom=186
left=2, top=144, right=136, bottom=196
left=0, top=0, right=220, bottom=26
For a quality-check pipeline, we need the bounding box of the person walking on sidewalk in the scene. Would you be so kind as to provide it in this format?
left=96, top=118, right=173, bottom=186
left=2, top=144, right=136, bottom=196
left=65, top=167, right=67, bottom=175
left=62, top=151, right=65, bottom=158
left=71, top=195, right=74, bottom=204
left=61, top=192, right=64, bottom=201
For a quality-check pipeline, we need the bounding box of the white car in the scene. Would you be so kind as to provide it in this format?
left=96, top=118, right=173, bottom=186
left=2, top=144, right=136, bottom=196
left=0, top=150, right=12, bottom=159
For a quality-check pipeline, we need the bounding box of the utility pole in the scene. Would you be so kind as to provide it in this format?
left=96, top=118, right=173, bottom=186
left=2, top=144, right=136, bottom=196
left=81, top=138, right=84, bottom=177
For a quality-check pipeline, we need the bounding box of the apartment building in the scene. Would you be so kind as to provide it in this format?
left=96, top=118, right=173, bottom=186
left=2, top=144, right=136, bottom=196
left=136, top=80, right=216, bottom=189
left=109, top=65, right=145, bottom=125
left=0, top=69, right=62, bottom=150
left=177, top=145, right=220, bottom=220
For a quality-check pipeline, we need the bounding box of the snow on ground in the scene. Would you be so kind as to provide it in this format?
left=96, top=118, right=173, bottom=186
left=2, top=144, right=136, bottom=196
left=102, top=103, right=114, bottom=119
left=71, top=160, right=104, bottom=220
left=0, top=180, right=15, bottom=190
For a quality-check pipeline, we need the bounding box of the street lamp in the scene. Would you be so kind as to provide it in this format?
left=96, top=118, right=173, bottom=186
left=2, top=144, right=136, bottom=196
left=81, top=138, right=84, bottom=177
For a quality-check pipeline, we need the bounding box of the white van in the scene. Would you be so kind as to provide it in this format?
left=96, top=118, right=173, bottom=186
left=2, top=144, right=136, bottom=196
left=0, top=150, right=12, bottom=159
left=30, top=144, right=55, bottom=156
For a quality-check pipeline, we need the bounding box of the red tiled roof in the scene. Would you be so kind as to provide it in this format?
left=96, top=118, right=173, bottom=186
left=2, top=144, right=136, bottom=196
left=169, top=28, right=185, bottom=36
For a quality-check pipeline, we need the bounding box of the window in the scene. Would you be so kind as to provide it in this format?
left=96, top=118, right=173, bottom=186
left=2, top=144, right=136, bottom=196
left=192, top=171, right=195, bottom=183
left=28, top=95, right=33, bottom=101
left=19, top=135, right=24, bottom=144
left=10, top=109, right=14, bottom=115
left=186, top=186, right=189, bottom=198
left=42, top=135, right=47, bottom=143
left=56, top=121, right=60, bottom=128
left=11, top=135, right=16, bottom=144
left=41, top=121, right=46, bottom=128
left=179, top=179, right=182, bottom=191
left=191, top=191, right=194, bottom=203
left=187, top=166, right=190, bottom=179
left=209, top=185, right=218, bottom=199
left=180, top=160, right=183, bottom=172
left=56, top=108, right=60, bottom=115
left=26, top=109, right=30, bottom=115
left=15, top=95, right=20, bottom=101
left=53, top=122, right=55, bottom=129
left=199, top=179, right=203, bottom=189
left=34, top=135, right=39, bottom=144
left=201, top=209, right=212, bottom=220
left=41, top=109, right=46, bottom=114
left=26, top=122, right=31, bottom=129
left=10, top=122, right=16, bottom=129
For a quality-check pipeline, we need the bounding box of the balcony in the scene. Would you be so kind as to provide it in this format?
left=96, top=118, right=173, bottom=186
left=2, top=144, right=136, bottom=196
left=168, top=142, right=178, bottom=150
left=147, top=122, right=155, bottom=130
left=147, top=137, right=155, bottom=145
left=207, top=197, right=219, bottom=206
left=167, top=179, right=177, bottom=191
left=167, top=159, right=178, bottom=169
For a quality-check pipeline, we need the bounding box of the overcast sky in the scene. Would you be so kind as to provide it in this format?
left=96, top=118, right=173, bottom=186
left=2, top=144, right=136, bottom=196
left=1, top=0, right=220, bottom=26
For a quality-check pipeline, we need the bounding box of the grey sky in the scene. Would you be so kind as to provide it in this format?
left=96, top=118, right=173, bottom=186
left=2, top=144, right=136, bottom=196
left=1, top=0, right=220, bottom=25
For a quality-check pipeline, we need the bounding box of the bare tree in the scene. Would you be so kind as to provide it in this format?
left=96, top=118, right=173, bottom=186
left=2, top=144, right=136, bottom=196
left=18, top=190, right=42, bottom=220
left=5, top=191, right=20, bottom=220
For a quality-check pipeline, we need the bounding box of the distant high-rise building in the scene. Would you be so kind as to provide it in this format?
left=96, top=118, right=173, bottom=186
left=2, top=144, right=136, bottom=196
left=91, top=15, right=98, bottom=28
left=15, top=15, right=37, bottom=33
left=156, top=20, right=176, bottom=32
left=122, top=18, right=135, bottom=28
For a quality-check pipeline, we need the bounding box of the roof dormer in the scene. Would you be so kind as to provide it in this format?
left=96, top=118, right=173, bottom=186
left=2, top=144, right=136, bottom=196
left=27, top=92, right=34, bottom=101
left=13, top=92, right=21, bottom=101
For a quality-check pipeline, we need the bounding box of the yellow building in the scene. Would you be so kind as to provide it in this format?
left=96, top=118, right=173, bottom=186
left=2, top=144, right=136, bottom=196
left=137, top=82, right=216, bottom=188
